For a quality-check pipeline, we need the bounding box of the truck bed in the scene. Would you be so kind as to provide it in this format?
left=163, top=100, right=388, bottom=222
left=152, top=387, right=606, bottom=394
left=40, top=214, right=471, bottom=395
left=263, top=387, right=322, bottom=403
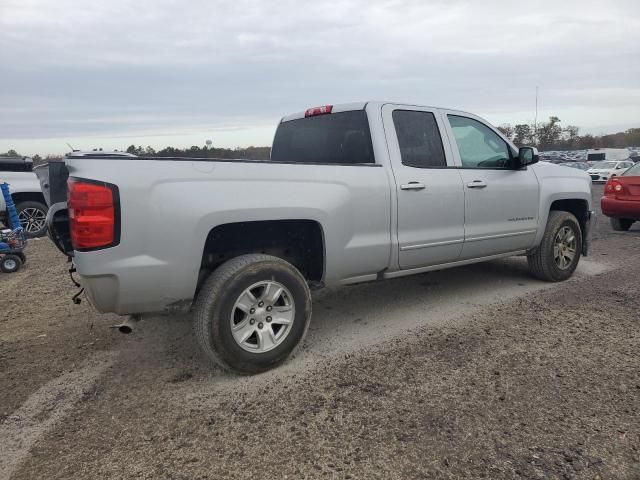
left=46, top=155, right=392, bottom=314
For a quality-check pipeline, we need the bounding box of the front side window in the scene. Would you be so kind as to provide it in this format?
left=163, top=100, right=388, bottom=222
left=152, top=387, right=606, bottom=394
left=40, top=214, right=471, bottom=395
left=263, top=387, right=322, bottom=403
left=448, top=115, right=511, bottom=168
left=392, top=110, right=446, bottom=168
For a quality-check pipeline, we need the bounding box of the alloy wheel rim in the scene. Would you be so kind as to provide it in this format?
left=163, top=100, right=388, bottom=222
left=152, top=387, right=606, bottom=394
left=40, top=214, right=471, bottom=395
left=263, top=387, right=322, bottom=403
left=18, top=207, right=46, bottom=233
left=553, top=226, right=577, bottom=270
left=230, top=280, right=295, bottom=353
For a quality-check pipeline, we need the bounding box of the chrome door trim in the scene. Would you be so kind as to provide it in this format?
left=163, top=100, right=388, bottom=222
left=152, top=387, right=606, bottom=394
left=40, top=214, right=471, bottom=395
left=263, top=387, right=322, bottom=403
left=400, top=238, right=464, bottom=251
left=465, top=229, right=537, bottom=243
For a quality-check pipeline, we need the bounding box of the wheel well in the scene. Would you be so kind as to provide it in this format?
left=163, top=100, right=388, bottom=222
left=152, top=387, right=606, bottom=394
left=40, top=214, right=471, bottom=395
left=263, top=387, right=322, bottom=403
left=550, top=198, right=589, bottom=235
left=11, top=192, right=47, bottom=206
left=199, top=220, right=325, bottom=289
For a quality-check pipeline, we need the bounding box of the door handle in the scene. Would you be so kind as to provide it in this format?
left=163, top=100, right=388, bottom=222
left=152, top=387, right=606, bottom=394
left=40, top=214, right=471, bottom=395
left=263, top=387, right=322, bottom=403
left=400, top=182, right=426, bottom=190
left=467, top=180, right=487, bottom=189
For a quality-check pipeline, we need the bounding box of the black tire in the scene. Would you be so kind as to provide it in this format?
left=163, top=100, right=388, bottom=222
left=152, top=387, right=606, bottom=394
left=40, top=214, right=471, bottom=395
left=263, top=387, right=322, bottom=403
left=1, top=254, right=22, bottom=273
left=194, top=254, right=312, bottom=374
left=528, top=211, right=582, bottom=282
left=610, top=217, right=633, bottom=231
left=15, top=200, right=48, bottom=238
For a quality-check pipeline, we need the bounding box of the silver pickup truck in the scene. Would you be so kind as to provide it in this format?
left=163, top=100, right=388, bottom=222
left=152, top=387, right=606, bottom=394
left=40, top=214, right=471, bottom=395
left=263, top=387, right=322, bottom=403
left=38, top=101, right=593, bottom=374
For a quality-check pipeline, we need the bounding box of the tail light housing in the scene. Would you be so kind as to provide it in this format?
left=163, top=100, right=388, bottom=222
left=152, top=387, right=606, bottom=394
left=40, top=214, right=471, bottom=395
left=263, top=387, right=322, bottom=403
left=604, top=179, right=625, bottom=197
left=67, top=178, right=120, bottom=251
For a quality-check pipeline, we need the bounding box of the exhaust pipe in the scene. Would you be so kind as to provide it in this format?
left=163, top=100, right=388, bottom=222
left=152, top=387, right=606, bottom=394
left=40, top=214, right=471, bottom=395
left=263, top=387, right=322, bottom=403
left=112, top=314, right=141, bottom=334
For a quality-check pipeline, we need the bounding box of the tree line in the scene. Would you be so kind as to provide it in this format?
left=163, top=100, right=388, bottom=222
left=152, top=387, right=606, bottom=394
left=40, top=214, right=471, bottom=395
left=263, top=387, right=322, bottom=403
left=497, top=117, right=640, bottom=151
left=2, top=146, right=272, bottom=166
left=124, top=144, right=271, bottom=160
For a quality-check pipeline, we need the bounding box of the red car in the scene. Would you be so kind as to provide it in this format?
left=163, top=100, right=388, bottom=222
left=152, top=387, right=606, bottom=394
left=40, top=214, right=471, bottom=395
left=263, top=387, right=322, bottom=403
left=601, top=162, right=640, bottom=231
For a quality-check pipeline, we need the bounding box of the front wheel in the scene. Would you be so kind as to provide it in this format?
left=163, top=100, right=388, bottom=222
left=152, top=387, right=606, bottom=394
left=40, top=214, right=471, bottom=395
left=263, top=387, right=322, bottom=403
left=528, top=211, right=582, bottom=282
left=193, top=254, right=312, bottom=374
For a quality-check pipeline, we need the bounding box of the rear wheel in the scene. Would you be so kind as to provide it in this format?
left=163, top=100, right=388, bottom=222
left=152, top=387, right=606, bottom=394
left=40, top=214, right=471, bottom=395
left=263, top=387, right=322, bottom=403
left=194, top=254, right=312, bottom=374
left=528, top=211, right=582, bottom=282
left=610, top=217, right=633, bottom=231
left=16, top=201, right=48, bottom=238
left=1, top=254, right=22, bottom=273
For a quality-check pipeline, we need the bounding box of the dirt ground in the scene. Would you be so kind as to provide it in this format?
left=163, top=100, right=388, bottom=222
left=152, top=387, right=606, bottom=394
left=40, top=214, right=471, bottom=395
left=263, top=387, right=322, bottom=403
left=1, top=184, right=639, bottom=479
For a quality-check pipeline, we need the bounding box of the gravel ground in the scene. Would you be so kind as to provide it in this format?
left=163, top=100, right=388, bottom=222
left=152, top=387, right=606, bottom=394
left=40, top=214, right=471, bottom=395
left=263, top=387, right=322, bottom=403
left=1, top=185, right=639, bottom=479
left=0, top=239, right=119, bottom=419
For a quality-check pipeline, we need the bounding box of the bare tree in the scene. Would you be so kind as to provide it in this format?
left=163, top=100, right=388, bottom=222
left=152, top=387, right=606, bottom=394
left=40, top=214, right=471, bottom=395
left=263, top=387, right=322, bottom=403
left=497, top=124, right=514, bottom=141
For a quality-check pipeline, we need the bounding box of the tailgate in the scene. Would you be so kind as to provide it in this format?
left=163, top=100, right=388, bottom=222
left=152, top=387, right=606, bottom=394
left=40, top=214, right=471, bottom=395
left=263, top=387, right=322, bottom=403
left=34, top=162, right=73, bottom=255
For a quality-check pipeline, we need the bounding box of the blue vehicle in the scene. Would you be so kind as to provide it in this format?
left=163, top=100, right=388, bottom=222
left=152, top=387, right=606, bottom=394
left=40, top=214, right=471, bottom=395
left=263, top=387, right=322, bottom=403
left=1, top=183, right=27, bottom=273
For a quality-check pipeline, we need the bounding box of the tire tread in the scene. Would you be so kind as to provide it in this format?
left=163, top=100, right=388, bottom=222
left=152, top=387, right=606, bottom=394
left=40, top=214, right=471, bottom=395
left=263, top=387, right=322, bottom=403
left=193, top=254, right=311, bottom=374
left=528, top=211, right=581, bottom=282
left=610, top=217, right=633, bottom=231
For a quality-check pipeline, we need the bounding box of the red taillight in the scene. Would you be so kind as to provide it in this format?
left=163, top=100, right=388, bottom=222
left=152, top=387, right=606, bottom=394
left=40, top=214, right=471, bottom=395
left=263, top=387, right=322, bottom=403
left=304, top=105, right=333, bottom=117
left=68, top=178, right=119, bottom=250
left=604, top=179, right=625, bottom=196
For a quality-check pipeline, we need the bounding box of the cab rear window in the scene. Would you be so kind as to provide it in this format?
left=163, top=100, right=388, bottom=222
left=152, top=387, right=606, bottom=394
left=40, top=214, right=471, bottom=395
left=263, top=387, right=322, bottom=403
left=271, top=111, right=375, bottom=164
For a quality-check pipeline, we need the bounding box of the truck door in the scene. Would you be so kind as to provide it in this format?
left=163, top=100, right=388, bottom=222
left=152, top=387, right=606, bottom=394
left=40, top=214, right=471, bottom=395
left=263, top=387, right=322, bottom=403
left=441, top=111, right=540, bottom=259
left=382, top=104, right=465, bottom=270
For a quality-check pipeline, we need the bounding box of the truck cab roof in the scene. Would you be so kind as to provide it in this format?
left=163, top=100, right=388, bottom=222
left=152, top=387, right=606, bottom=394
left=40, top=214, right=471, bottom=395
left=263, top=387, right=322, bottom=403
left=280, top=101, right=474, bottom=123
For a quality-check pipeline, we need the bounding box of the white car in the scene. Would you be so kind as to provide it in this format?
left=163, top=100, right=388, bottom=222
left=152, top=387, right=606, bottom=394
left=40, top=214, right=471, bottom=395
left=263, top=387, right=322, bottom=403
left=586, top=160, right=634, bottom=182
left=0, top=156, right=49, bottom=237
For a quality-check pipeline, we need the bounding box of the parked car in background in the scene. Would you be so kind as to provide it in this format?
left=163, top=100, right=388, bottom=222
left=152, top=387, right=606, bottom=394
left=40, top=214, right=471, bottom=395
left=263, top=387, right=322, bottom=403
left=558, top=162, right=590, bottom=171
left=539, top=150, right=587, bottom=164
left=586, top=148, right=630, bottom=163
left=0, top=156, right=48, bottom=237
left=539, top=154, right=564, bottom=164
left=586, top=160, right=634, bottom=182
left=601, top=162, right=640, bottom=231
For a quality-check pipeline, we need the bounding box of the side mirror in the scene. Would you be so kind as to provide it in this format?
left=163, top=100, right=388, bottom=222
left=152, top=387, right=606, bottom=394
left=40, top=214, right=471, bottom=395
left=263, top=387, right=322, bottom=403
left=516, top=146, right=539, bottom=168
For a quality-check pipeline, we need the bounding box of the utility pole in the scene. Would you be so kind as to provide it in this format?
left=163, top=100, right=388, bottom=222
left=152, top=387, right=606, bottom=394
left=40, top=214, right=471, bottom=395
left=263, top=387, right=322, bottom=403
left=534, top=86, right=539, bottom=146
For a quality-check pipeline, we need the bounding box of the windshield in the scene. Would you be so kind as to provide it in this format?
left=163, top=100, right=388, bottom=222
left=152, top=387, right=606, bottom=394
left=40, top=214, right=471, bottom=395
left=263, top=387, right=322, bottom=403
left=271, top=110, right=375, bottom=164
left=623, top=163, right=640, bottom=176
left=592, top=161, right=618, bottom=169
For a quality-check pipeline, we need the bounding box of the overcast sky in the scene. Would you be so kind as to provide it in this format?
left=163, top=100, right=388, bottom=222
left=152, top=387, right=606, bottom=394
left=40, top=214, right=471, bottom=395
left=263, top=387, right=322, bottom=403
left=1, top=0, right=639, bottom=155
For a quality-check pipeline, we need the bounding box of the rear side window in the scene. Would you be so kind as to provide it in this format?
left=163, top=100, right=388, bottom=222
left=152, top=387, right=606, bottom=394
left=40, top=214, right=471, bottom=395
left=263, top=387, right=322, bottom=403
left=392, top=110, right=447, bottom=168
left=271, top=111, right=375, bottom=164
